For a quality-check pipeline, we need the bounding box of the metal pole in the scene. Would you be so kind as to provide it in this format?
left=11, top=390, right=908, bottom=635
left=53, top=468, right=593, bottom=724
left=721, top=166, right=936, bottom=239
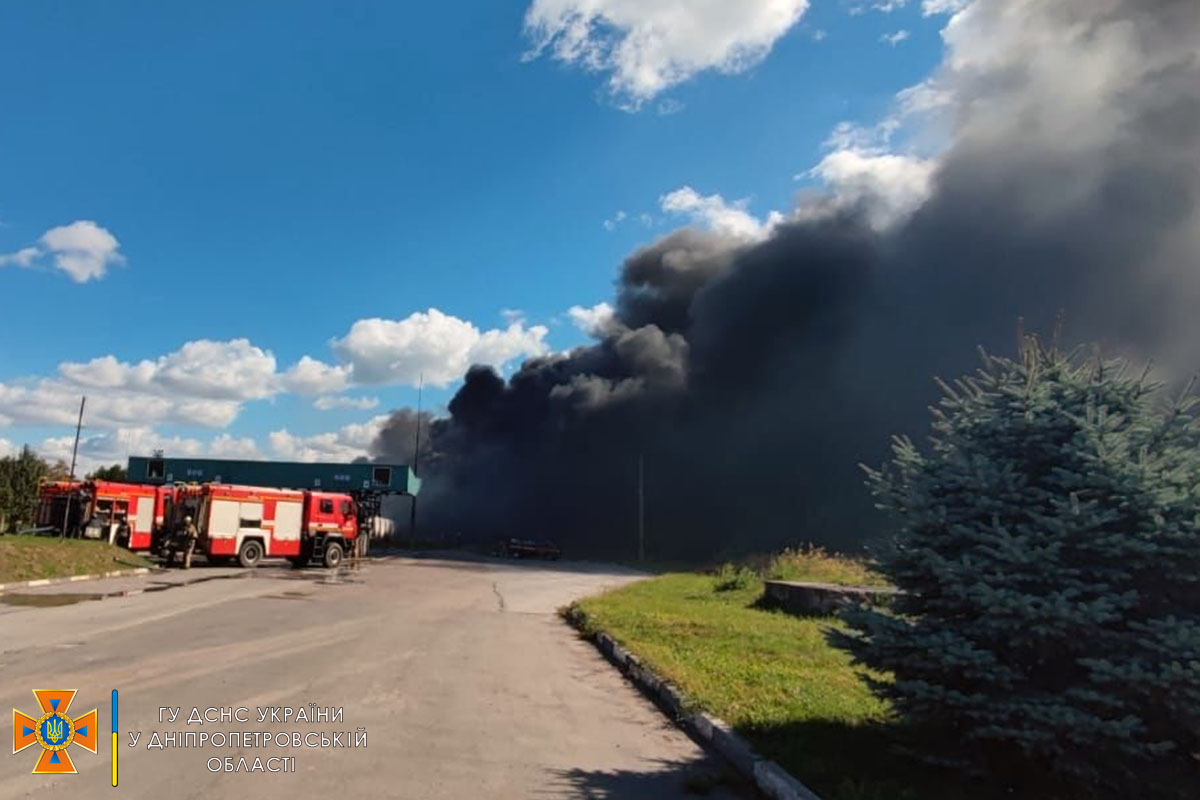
left=637, top=452, right=645, bottom=564
left=412, top=372, right=423, bottom=474
left=61, top=396, right=85, bottom=539
left=68, top=396, right=85, bottom=480
left=408, top=495, right=417, bottom=547
left=410, top=373, right=422, bottom=547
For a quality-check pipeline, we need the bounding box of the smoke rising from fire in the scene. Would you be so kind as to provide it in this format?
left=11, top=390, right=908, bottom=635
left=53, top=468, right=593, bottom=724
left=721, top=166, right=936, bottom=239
left=372, top=0, right=1200, bottom=558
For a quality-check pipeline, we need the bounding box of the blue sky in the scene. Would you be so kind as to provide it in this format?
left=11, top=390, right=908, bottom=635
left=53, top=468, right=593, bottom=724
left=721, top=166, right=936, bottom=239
left=0, top=0, right=954, bottom=469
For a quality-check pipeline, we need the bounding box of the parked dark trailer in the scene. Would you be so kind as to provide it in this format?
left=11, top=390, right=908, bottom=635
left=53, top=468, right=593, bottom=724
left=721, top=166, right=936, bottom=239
left=499, top=538, right=562, bottom=560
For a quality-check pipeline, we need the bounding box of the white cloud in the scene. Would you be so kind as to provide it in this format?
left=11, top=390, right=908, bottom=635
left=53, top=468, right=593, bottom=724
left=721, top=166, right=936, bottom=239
left=60, top=339, right=278, bottom=402
left=55, top=355, right=155, bottom=390
left=269, top=416, right=388, bottom=463
left=313, top=395, right=380, bottom=411
left=39, top=428, right=202, bottom=473
left=0, top=438, right=16, bottom=458
left=921, top=0, right=970, bottom=14
left=332, top=309, right=550, bottom=387
left=207, top=434, right=261, bottom=459
left=40, top=221, right=124, bottom=282
left=795, top=61, right=955, bottom=232
left=568, top=302, right=616, bottom=336
left=470, top=324, right=552, bottom=372
left=281, top=356, right=350, bottom=396
left=821, top=119, right=900, bottom=154
left=660, top=186, right=784, bottom=241
left=814, top=67, right=952, bottom=162
left=0, top=379, right=242, bottom=429
left=848, top=0, right=923, bottom=14
left=523, top=0, right=810, bottom=109
left=0, top=306, right=550, bottom=475
left=0, top=221, right=124, bottom=282
left=895, top=79, right=953, bottom=116
left=603, top=210, right=628, bottom=231
left=656, top=98, right=685, bottom=116
left=168, top=399, right=244, bottom=428
left=0, top=339, right=280, bottom=431
left=1, top=306, right=549, bottom=438
left=0, top=246, right=39, bottom=269
left=880, top=30, right=911, bottom=46
left=807, top=149, right=936, bottom=229
left=35, top=427, right=259, bottom=476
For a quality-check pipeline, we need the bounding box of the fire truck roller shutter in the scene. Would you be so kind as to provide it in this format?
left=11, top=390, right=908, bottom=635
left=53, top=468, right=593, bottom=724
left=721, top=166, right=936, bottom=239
left=210, top=500, right=241, bottom=553
left=272, top=500, right=303, bottom=557
left=132, top=497, right=154, bottom=549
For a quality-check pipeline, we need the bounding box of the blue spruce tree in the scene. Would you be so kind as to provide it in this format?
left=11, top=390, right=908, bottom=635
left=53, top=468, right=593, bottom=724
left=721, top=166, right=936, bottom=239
left=839, top=337, right=1200, bottom=798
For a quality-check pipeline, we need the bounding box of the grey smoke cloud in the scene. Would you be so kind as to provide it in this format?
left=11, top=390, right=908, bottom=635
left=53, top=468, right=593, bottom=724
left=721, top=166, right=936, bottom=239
left=372, top=0, right=1200, bottom=558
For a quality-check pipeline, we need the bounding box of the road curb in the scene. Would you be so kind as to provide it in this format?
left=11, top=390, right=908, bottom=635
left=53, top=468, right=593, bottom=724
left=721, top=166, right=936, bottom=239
left=0, top=567, right=154, bottom=593
left=570, top=617, right=824, bottom=800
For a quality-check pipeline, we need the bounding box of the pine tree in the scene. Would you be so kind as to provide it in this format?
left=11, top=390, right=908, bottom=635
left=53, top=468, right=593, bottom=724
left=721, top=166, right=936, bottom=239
left=838, top=338, right=1200, bottom=798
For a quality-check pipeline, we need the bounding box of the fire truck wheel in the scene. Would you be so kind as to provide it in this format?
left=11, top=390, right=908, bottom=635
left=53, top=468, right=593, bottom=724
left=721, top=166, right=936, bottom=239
left=238, top=539, right=264, bottom=568
left=323, top=540, right=344, bottom=569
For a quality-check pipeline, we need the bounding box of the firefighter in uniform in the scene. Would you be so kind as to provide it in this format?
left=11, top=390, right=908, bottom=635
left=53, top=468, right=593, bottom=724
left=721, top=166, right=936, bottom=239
left=167, top=515, right=199, bottom=569
left=181, top=515, right=199, bottom=569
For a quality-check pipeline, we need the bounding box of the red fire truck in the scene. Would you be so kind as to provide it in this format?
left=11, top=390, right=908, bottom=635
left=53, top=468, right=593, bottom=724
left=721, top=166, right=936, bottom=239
left=169, top=483, right=359, bottom=568
left=34, top=480, right=80, bottom=531
left=35, top=480, right=174, bottom=551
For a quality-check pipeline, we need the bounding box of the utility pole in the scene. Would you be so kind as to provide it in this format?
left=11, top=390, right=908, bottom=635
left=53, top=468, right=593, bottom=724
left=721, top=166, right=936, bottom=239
left=408, top=373, right=423, bottom=546
left=637, top=451, right=645, bottom=564
left=61, top=396, right=85, bottom=539
left=412, top=372, right=423, bottom=474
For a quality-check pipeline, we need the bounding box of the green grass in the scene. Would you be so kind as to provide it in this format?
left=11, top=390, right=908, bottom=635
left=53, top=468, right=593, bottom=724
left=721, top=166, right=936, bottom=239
left=0, top=535, right=152, bottom=584
left=569, top=571, right=998, bottom=800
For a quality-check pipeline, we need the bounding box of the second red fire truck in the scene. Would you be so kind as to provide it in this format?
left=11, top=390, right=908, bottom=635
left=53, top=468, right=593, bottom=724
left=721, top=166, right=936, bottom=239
left=36, top=479, right=360, bottom=569
left=168, top=483, right=360, bottom=568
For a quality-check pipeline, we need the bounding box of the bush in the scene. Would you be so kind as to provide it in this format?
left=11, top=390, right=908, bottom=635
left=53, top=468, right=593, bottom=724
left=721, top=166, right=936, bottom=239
left=836, top=338, right=1200, bottom=798
left=0, top=447, right=69, bottom=534
left=765, top=544, right=888, bottom=587
left=712, top=562, right=756, bottom=592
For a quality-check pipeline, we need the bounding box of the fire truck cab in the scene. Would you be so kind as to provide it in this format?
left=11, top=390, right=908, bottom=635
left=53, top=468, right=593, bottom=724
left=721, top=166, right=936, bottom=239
left=171, top=483, right=358, bottom=568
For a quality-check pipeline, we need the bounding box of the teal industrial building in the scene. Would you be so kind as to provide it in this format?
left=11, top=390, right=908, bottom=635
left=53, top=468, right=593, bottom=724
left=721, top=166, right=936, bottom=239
left=126, top=456, right=420, bottom=496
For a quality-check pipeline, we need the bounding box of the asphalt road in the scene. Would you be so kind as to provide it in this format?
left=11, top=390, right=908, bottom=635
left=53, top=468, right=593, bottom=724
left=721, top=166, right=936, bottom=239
left=1, top=556, right=750, bottom=799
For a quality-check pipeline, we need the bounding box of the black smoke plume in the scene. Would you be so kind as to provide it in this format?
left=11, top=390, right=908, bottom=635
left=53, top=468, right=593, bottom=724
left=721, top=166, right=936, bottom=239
left=372, top=0, right=1200, bottom=559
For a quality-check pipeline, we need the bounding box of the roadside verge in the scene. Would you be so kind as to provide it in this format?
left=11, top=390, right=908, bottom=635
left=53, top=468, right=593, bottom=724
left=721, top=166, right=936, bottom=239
left=0, top=567, right=155, bottom=593
left=563, top=605, right=823, bottom=800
